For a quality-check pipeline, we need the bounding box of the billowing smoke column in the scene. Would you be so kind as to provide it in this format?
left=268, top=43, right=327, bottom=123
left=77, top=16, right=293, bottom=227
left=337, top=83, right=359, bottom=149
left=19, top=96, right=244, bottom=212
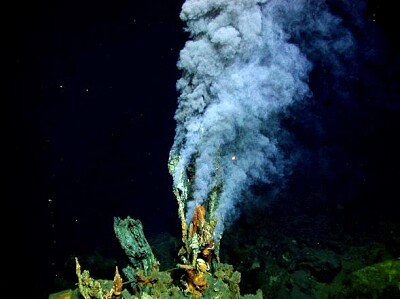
left=169, top=0, right=353, bottom=238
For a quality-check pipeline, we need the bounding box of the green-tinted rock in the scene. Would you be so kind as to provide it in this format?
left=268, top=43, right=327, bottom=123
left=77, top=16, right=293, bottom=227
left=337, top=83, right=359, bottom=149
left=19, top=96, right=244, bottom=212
left=113, top=216, right=159, bottom=280
left=341, top=258, right=400, bottom=298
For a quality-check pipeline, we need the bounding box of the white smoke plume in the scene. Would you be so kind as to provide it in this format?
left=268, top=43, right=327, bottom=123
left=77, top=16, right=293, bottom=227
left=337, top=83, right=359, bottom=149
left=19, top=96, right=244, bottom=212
left=169, top=0, right=354, bottom=237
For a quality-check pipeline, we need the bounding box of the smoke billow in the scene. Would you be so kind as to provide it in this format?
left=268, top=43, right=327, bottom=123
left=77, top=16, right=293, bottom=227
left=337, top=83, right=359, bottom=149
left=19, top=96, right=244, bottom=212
left=169, top=0, right=355, bottom=237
